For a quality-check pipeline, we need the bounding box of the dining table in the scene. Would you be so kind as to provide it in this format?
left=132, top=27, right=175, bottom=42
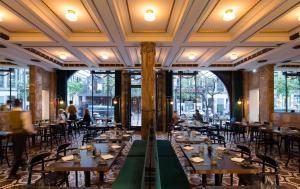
left=45, top=143, right=123, bottom=187
left=173, top=131, right=208, bottom=144
left=179, top=143, right=260, bottom=186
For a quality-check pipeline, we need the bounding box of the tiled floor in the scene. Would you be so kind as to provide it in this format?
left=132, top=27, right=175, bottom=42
left=0, top=132, right=299, bottom=188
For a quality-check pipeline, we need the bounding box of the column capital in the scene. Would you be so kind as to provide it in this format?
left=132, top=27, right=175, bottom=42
left=141, top=42, right=156, bottom=54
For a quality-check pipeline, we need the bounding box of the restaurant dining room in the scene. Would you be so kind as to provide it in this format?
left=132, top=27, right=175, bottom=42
left=1, top=0, right=300, bottom=188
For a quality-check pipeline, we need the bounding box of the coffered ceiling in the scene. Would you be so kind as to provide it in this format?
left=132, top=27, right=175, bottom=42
left=0, top=0, right=300, bottom=71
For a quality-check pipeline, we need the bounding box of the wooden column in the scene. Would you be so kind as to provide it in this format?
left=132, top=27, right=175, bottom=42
left=29, top=65, right=42, bottom=122
left=29, top=65, right=36, bottom=122
left=121, top=70, right=131, bottom=129
left=156, top=70, right=167, bottom=132
left=141, top=42, right=156, bottom=139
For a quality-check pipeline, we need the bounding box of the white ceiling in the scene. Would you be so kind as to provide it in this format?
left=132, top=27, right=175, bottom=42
left=0, top=0, right=300, bottom=71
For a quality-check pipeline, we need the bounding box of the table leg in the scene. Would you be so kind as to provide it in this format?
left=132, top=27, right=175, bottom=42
left=84, top=171, right=91, bottom=187
left=75, top=171, right=78, bottom=187
left=215, top=174, right=222, bottom=186
left=99, top=171, right=104, bottom=183
left=202, top=174, right=207, bottom=186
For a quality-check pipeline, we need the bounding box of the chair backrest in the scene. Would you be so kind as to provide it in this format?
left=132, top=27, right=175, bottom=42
left=28, top=152, right=51, bottom=185
left=256, top=153, right=279, bottom=185
left=236, top=145, right=251, bottom=159
left=56, top=143, right=71, bottom=158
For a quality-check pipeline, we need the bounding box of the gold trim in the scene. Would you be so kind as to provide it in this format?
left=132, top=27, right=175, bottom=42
left=41, top=0, right=101, bottom=33
left=126, top=0, right=175, bottom=33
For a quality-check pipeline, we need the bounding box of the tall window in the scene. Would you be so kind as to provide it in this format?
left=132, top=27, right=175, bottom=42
left=67, top=71, right=115, bottom=120
left=0, top=68, right=29, bottom=110
left=173, top=71, right=230, bottom=122
left=274, top=70, right=300, bottom=112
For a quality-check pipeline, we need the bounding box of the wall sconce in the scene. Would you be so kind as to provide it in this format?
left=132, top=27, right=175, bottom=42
left=170, top=100, right=173, bottom=105
left=237, top=98, right=242, bottom=105
left=113, top=98, right=118, bottom=105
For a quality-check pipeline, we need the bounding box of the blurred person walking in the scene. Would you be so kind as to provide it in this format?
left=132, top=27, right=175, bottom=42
left=8, top=99, right=36, bottom=180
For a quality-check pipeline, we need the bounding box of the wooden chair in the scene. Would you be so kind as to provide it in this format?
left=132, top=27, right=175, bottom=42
left=27, top=152, right=69, bottom=186
left=238, top=153, right=280, bottom=186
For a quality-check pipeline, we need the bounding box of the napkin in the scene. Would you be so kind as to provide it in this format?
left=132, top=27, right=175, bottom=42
left=217, top=147, right=226, bottom=151
left=183, top=146, right=194, bottom=150
left=190, top=157, right=204, bottom=163
left=123, top=134, right=131, bottom=137
left=111, top=144, right=121, bottom=149
left=231, top=157, right=244, bottom=163
left=62, top=155, right=74, bottom=161
left=80, top=145, right=93, bottom=150
left=101, top=154, right=114, bottom=160
left=176, top=136, right=183, bottom=139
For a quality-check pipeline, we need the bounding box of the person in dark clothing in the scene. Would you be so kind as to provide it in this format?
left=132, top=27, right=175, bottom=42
left=8, top=99, right=36, bottom=180
left=193, top=109, right=204, bottom=123
left=82, top=108, right=92, bottom=126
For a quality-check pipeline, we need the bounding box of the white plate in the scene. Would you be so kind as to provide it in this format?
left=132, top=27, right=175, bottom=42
left=190, top=157, right=204, bottom=163
left=231, top=157, right=244, bottom=163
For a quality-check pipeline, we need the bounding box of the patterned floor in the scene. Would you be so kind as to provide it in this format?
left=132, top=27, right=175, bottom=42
left=0, top=131, right=299, bottom=188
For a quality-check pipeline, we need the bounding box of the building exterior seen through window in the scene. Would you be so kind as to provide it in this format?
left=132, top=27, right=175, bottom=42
left=274, top=70, right=300, bottom=112
left=172, top=71, right=230, bottom=122
left=67, top=70, right=115, bottom=120
left=0, top=67, right=29, bottom=110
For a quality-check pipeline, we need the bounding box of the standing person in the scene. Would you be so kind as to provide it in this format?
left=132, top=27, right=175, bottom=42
left=8, top=99, right=36, bottom=180
left=193, top=109, right=204, bottom=123
left=67, top=100, right=77, bottom=121
left=172, top=111, right=180, bottom=125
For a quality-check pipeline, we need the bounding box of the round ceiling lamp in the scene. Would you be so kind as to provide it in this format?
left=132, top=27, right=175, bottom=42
left=59, top=53, right=67, bottom=60
left=101, top=53, right=109, bottom=60
left=65, top=10, right=78, bottom=22
left=188, top=53, right=196, bottom=60
left=223, top=9, right=235, bottom=21
left=230, top=53, right=238, bottom=60
left=144, top=9, right=156, bottom=22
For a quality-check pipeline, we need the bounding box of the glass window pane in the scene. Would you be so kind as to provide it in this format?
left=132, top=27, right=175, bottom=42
left=274, top=71, right=286, bottom=112
left=287, top=73, right=300, bottom=112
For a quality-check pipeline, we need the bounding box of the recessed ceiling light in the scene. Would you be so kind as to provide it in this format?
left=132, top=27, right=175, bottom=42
left=230, top=53, right=238, bottom=60
left=65, top=10, right=78, bottom=22
left=223, top=9, right=235, bottom=21
left=101, top=54, right=109, bottom=60
left=59, top=53, right=67, bottom=60
left=188, top=53, right=196, bottom=60
left=252, top=69, right=257, bottom=73
left=298, top=15, right=300, bottom=21
left=144, top=9, right=156, bottom=22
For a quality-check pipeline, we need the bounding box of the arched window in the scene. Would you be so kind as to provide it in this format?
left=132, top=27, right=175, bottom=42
left=172, top=71, right=230, bottom=122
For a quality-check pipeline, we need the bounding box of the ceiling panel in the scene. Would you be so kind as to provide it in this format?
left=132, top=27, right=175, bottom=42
left=261, top=5, right=300, bottom=33
left=0, top=5, right=39, bottom=33
left=177, top=47, right=207, bottom=62
left=38, top=47, right=79, bottom=62
left=218, top=47, right=260, bottom=63
left=87, top=47, right=121, bottom=63
left=198, top=0, right=260, bottom=33
left=127, top=0, right=174, bottom=32
left=42, top=0, right=101, bottom=33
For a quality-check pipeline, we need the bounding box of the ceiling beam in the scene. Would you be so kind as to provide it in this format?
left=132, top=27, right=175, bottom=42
left=2, top=0, right=98, bottom=68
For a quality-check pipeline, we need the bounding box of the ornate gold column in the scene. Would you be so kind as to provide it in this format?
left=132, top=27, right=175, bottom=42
left=141, top=42, right=156, bottom=139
